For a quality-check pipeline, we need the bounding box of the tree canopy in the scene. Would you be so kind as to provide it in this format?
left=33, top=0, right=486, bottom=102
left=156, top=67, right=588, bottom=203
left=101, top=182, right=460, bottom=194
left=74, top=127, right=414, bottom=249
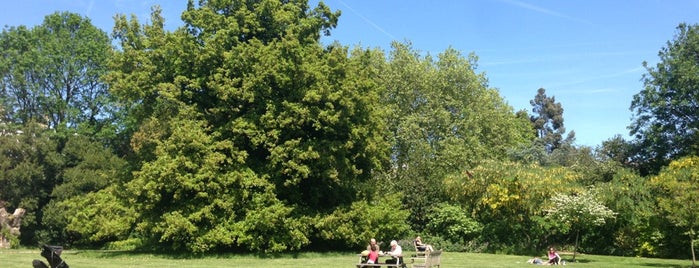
left=100, top=1, right=394, bottom=252
left=530, top=87, right=573, bottom=153
left=630, top=23, right=699, bottom=175
left=0, top=12, right=113, bottom=132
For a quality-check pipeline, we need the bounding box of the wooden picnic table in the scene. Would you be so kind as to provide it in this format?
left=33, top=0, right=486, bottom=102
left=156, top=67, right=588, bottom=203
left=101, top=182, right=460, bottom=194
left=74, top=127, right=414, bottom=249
left=356, top=253, right=407, bottom=268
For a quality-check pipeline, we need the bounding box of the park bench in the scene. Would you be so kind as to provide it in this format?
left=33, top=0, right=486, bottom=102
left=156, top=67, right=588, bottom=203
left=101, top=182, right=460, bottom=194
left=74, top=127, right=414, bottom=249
left=410, top=250, right=441, bottom=268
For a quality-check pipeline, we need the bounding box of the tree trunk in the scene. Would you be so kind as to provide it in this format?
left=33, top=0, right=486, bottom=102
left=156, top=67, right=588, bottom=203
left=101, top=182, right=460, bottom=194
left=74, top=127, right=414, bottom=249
left=691, top=230, right=696, bottom=268
left=573, top=229, right=579, bottom=262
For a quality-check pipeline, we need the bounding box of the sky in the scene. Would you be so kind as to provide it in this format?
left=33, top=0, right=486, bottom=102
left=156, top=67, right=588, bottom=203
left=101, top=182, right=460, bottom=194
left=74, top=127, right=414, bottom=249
left=2, top=0, right=699, bottom=147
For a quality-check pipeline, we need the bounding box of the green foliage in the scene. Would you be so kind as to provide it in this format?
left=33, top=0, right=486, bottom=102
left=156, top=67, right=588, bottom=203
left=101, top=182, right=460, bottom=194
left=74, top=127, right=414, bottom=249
left=589, top=168, right=656, bottom=256
left=0, top=12, right=120, bottom=245
left=597, top=135, right=635, bottom=167
left=529, top=88, right=573, bottom=153
left=54, top=186, right=135, bottom=247
left=545, top=187, right=616, bottom=259
left=651, top=156, right=699, bottom=230
left=0, top=12, right=113, bottom=130
left=630, top=23, right=699, bottom=175
left=546, top=187, right=616, bottom=228
left=39, top=135, right=129, bottom=246
left=0, top=122, right=130, bottom=246
left=445, top=160, right=580, bottom=251
left=314, top=194, right=410, bottom=249
left=0, top=227, right=20, bottom=248
left=119, top=103, right=309, bottom=252
left=52, top=135, right=128, bottom=200
left=650, top=156, right=699, bottom=262
left=380, top=42, right=532, bottom=231
left=4, top=2, right=697, bottom=259
left=102, top=1, right=388, bottom=253
left=0, top=123, right=62, bottom=245
left=425, top=203, right=481, bottom=245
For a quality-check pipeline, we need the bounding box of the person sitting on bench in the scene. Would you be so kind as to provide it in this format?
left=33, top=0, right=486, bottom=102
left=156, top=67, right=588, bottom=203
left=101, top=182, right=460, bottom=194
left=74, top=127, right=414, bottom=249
left=414, top=236, right=434, bottom=252
left=385, top=240, right=403, bottom=265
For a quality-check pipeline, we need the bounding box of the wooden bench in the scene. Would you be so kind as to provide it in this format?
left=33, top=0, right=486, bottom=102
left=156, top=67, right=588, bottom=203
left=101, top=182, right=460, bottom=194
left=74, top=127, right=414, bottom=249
left=356, top=254, right=408, bottom=268
left=412, top=241, right=427, bottom=259
left=410, top=250, right=442, bottom=268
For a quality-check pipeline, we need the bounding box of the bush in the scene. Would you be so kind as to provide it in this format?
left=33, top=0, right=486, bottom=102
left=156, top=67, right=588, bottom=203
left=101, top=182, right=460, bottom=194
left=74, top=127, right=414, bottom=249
left=426, top=203, right=481, bottom=245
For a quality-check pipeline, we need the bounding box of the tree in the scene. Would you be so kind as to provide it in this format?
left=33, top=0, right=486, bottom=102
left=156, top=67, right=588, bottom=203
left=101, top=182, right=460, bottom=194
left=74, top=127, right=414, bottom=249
left=597, top=135, right=634, bottom=167
left=630, top=23, right=699, bottom=175
left=651, top=156, right=699, bottom=267
left=530, top=88, right=574, bottom=153
left=99, top=1, right=391, bottom=252
left=545, top=187, right=616, bottom=261
left=0, top=12, right=113, bottom=132
left=0, top=12, right=123, bottom=246
left=381, top=42, right=532, bottom=231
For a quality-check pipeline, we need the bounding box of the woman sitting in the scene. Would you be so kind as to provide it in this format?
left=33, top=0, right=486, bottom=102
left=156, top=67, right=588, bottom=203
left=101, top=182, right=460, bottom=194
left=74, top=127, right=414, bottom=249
left=414, top=236, right=434, bottom=252
left=547, top=247, right=561, bottom=265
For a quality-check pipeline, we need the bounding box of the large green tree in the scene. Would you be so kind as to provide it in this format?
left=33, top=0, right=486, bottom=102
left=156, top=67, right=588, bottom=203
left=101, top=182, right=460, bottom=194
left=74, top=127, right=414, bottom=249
left=381, top=43, right=532, bottom=231
left=0, top=12, right=113, bottom=133
left=630, top=23, right=699, bottom=175
left=99, top=1, right=393, bottom=252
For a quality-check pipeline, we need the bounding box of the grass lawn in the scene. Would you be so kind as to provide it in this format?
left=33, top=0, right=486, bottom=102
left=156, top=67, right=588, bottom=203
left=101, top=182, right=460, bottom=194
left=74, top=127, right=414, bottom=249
left=0, top=248, right=694, bottom=267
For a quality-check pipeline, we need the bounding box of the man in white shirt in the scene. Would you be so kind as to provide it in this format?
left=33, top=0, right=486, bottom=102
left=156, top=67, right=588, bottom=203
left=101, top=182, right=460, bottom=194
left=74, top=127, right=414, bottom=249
left=385, top=240, right=403, bottom=265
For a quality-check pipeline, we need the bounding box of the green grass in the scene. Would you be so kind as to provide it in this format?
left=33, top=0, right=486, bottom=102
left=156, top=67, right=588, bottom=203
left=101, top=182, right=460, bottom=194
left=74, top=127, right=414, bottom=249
left=0, top=249, right=694, bottom=267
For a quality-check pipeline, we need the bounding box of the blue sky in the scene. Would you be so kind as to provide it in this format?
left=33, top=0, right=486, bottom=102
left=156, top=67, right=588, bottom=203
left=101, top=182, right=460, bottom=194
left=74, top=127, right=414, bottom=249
left=2, top=0, right=699, bottom=147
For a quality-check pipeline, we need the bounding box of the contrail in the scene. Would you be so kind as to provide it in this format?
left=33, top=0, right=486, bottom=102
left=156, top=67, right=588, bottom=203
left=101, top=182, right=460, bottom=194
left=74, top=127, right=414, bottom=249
left=336, top=0, right=396, bottom=40
left=501, top=0, right=593, bottom=25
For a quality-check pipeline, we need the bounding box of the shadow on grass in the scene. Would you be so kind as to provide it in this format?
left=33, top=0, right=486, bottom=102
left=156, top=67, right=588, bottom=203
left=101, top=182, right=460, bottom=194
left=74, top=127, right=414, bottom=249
left=80, top=249, right=354, bottom=260
left=565, top=258, right=690, bottom=268
left=562, top=258, right=593, bottom=263
left=637, top=263, right=683, bottom=268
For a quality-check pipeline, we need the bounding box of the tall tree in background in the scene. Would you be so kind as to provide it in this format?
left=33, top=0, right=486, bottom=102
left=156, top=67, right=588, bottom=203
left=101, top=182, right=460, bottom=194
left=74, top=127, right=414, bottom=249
left=0, top=12, right=113, bottom=133
left=381, top=43, right=532, bottom=231
left=530, top=88, right=573, bottom=153
left=630, top=23, right=699, bottom=175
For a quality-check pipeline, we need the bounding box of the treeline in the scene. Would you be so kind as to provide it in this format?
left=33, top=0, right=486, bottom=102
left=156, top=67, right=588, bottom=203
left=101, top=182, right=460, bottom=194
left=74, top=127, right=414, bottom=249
left=0, top=0, right=698, bottom=260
